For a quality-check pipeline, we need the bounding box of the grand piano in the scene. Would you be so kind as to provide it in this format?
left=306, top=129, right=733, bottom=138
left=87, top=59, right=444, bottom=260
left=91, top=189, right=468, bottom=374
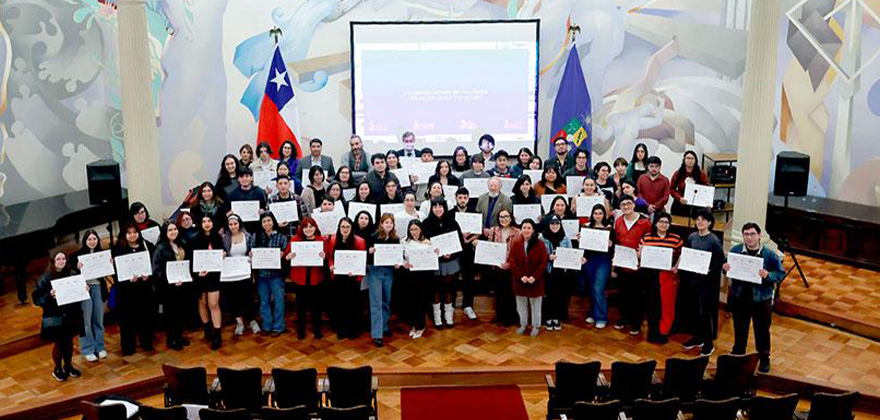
left=0, top=189, right=128, bottom=303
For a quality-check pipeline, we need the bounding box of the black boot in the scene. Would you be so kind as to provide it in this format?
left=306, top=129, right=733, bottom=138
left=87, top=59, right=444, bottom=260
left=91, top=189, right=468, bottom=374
left=203, top=323, right=212, bottom=342
left=211, top=328, right=222, bottom=350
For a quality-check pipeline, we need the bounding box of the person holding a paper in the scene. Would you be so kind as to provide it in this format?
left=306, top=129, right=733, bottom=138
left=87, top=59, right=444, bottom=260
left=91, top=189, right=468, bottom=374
left=221, top=215, right=259, bottom=337
left=476, top=177, right=513, bottom=236
left=113, top=222, right=157, bottom=356
left=301, top=166, right=329, bottom=214
left=285, top=217, right=328, bottom=339
left=669, top=151, right=710, bottom=216
left=365, top=214, right=402, bottom=347
left=485, top=209, right=521, bottom=326
left=507, top=220, right=549, bottom=336
left=637, top=212, right=683, bottom=344
left=540, top=196, right=574, bottom=233
left=130, top=202, right=161, bottom=234
left=341, top=135, right=371, bottom=181
left=635, top=156, right=670, bottom=215
left=612, top=195, right=652, bottom=335
left=252, top=213, right=291, bottom=337
left=150, top=221, right=193, bottom=351
left=252, top=142, right=279, bottom=194
left=190, top=215, right=226, bottom=350
left=723, top=223, right=784, bottom=373
left=401, top=219, right=434, bottom=338
left=533, top=166, right=567, bottom=196
left=571, top=177, right=610, bottom=221
left=326, top=217, right=367, bottom=339
left=269, top=175, right=311, bottom=237
left=582, top=205, right=615, bottom=329
left=189, top=182, right=229, bottom=232
left=69, top=229, right=109, bottom=361
left=418, top=182, right=450, bottom=219
left=423, top=198, right=465, bottom=329
left=226, top=167, right=269, bottom=232
left=539, top=215, right=579, bottom=331
left=679, top=209, right=726, bottom=357
left=451, top=188, right=480, bottom=321
left=33, top=250, right=84, bottom=382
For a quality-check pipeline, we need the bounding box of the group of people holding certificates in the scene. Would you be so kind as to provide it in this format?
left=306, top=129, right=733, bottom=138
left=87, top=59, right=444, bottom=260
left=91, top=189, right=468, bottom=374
left=33, top=137, right=785, bottom=382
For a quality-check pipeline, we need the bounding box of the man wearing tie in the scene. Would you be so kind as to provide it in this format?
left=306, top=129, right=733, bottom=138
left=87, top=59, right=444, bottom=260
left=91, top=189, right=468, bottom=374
left=395, top=132, right=422, bottom=158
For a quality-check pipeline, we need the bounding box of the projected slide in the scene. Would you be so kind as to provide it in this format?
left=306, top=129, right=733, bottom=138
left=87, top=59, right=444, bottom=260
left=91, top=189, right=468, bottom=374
left=352, top=21, right=539, bottom=155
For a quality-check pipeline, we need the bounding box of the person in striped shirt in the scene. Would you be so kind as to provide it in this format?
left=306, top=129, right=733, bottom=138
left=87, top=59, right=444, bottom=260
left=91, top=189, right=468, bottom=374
left=638, top=212, right=683, bottom=344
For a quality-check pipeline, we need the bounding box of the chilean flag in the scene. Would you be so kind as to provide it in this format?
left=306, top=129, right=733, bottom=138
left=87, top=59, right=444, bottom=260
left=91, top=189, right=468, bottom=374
left=257, top=46, right=301, bottom=159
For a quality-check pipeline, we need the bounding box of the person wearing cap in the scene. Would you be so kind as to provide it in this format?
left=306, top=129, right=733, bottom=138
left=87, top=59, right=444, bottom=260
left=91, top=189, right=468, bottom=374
left=612, top=194, right=652, bottom=336
left=226, top=166, right=268, bottom=233
left=679, top=209, right=726, bottom=357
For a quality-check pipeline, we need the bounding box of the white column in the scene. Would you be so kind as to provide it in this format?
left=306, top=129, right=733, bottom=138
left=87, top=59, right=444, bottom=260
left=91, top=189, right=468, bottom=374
left=117, top=0, right=163, bottom=217
left=829, top=1, right=862, bottom=195
left=730, top=0, right=779, bottom=243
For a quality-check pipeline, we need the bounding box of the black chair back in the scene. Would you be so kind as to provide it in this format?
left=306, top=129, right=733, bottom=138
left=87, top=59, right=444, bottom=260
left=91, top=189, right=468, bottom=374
left=662, top=356, right=709, bottom=402
left=80, top=401, right=127, bottom=420
left=198, top=408, right=251, bottom=420
left=555, top=361, right=602, bottom=406
left=809, top=391, right=859, bottom=420
left=609, top=360, right=657, bottom=403
left=216, top=367, right=264, bottom=411
left=320, top=405, right=371, bottom=420
left=692, top=397, right=740, bottom=420
left=749, top=393, right=798, bottom=420
left=271, top=368, right=320, bottom=410
left=326, top=366, right=373, bottom=409
left=572, top=400, right=622, bottom=420
left=162, top=364, right=210, bottom=406
left=138, top=405, right=189, bottom=420
left=628, top=398, right=680, bottom=420
left=712, top=353, right=759, bottom=399
left=261, top=405, right=310, bottom=420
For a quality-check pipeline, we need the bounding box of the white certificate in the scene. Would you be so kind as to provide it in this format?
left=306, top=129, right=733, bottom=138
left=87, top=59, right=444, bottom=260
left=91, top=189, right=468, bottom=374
left=566, top=176, right=586, bottom=197
left=374, top=244, right=404, bottom=267
left=251, top=248, right=281, bottom=269
left=578, top=228, right=610, bottom=252
left=166, top=261, right=193, bottom=283
left=270, top=201, right=299, bottom=223
left=612, top=245, right=639, bottom=270
left=221, top=256, right=251, bottom=280
left=114, top=251, right=153, bottom=281
left=407, top=244, right=440, bottom=271
left=463, top=178, right=489, bottom=197
left=499, top=177, right=517, bottom=196
left=541, top=194, right=567, bottom=213
left=513, top=204, right=542, bottom=224
left=678, top=247, right=712, bottom=275
left=380, top=204, right=404, bottom=216
left=474, top=240, right=507, bottom=267
left=562, top=219, right=580, bottom=239
left=231, top=200, right=260, bottom=222
left=410, top=162, right=437, bottom=184
left=685, top=184, right=715, bottom=208
left=554, top=247, right=584, bottom=271
left=576, top=196, right=605, bottom=217
left=51, top=275, right=90, bottom=306
left=290, top=241, right=324, bottom=267
left=78, top=250, right=115, bottom=280
left=253, top=170, right=275, bottom=191
left=348, top=201, right=377, bottom=220
left=391, top=168, right=411, bottom=188
left=727, top=252, right=764, bottom=284
left=313, top=209, right=343, bottom=235
left=395, top=215, right=416, bottom=239
left=140, top=226, right=160, bottom=245
left=399, top=156, right=421, bottom=168
left=455, top=212, right=483, bottom=235
left=342, top=188, right=356, bottom=201
left=640, top=246, right=673, bottom=271
left=431, top=231, right=462, bottom=256
left=443, top=185, right=459, bottom=200
left=523, top=170, right=543, bottom=183
left=192, top=249, right=224, bottom=273
left=333, top=250, right=367, bottom=276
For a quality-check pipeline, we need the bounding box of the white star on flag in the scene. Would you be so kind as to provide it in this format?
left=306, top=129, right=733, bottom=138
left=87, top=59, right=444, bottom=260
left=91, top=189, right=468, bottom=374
left=270, top=67, right=288, bottom=91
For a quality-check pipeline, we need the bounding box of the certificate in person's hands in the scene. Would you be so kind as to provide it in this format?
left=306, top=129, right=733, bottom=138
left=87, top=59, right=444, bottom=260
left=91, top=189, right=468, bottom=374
left=348, top=201, right=377, bottom=220
left=578, top=228, right=610, bottom=252
left=141, top=226, right=160, bottom=245
left=463, top=178, right=489, bottom=197
left=166, top=261, right=192, bottom=283
left=374, top=244, right=404, bottom=267
left=192, top=250, right=224, bottom=273
left=443, top=185, right=459, bottom=201
left=640, top=246, right=673, bottom=271
left=395, top=215, right=415, bottom=239
left=313, top=209, right=342, bottom=235
left=254, top=170, right=275, bottom=191
left=411, top=162, right=437, bottom=184
left=727, top=252, right=764, bottom=284
left=270, top=201, right=299, bottom=223
left=231, top=200, right=261, bottom=222
left=523, top=170, right=543, bottom=183
left=406, top=244, right=440, bottom=271
left=612, top=245, right=639, bottom=270
left=333, top=250, right=367, bottom=276
left=566, top=176, right=586, bottom=197
left=51, top=274, right=90, bottom=306
left=342, top=188, right=356, bottom=201
left=474, top=240, right=507, bottom=267
left=513, top=204, right=542, bottom=224
left=684, top=184, right=715, bottom=208
left=553, top=247, right=584, bottom=271
left=455, top=212, right=483, bottom=235
left=380, top=204, right=404, bottom=217
left=541, top=194, right=567, bottom=213
left=78, top=250, right=115, bottom=280
left=221, top=256, right=251, bottom=280
left=500, top=177, right=517, bottom=196
left=562, top=219, right=580, bottom=239
left=290, top=241, right=324, bottom=267
left=431, top=231, right=462, bottom=256
left=391, top=168, right=411, bottom=188
left=576, top=196, right=605, bottom=217
left=115, top=251, right=153, bottom=281
left=677, top=247, right=711, bottom=274
left=251, top=248, right=281, bottom=269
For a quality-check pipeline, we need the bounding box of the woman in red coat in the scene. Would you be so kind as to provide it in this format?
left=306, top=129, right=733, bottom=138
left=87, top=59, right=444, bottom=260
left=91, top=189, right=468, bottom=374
left=326, top=217, right=367, bottom=339
left=285, top=217, right=327, bottom=339
left=507, top=219, right=549, bottom=337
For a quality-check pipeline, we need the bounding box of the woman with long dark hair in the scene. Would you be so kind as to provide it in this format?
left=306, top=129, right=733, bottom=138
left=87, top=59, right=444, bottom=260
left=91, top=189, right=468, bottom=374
left=534, top=166, right=566, bottom=196
left=113, top=222, right=156, bottom=355
left=151, top=221, right=192, bottom=350
left=638, top=211, right=682, bottom=344
left=222, top=214, right=259, bottom=336
left=421, top=198, right=464, bottom=329
left=402, top=219, right=432, bottom=338
left=190, top=182, right=228, bottom=230
left=252, top=212, right=289, bottom=336
left=451, top=146, right=470, bottom=173
left=511, top=175, right=540, bottom=206
left=69, top=229, right=107, bottom=361
left=216, top=154, right=240, bottom=198
left=301, top=166, right=328, bottom=213
left=285, top=217, right=327, bottom=339
left=279, top=140, right=300, bottom=177
left=540, top=215, right=577, bottom=331
left=353, top=211, right=376, bottom=244
left=419, top=181, right=448, bottom=218
left=129, top=202, right=160, bottom=232
left=507, top=219, right=548, bottom=336
left=593, top=161, right=616, bottom=202
left=669, top=150, right=711, bottom=216
left=625, top=143, right=650, bottom=183
left=366, top=214, right=401, bottom=347
left=326, top=217, right=367, bottom=339
left=33, top=249, right=84, bottom=381
left=485, top=208, right=521, bottom=326
left=428, top=160, right=461, bottom=187
left=514, top=147, right=534, bottom=174
left=583, top=204, right=614, bottom=330
left=191, top=215, right=225, bottom=350
left=378, top=178, right=403, bottom=205
left=335, top=165, right=355, bottom=189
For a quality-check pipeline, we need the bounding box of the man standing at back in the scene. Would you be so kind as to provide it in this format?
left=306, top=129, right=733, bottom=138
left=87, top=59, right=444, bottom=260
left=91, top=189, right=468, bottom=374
left=546, top=136, right=575, bottom=175
left=297, top=138, right=335, bottom=180
left=636, top=156, right=670, bottom=214
left=341, top=134, right=371, bottom=182
left=365, top=153, right=400, bottom=201
left=395, top=132, right=422, bottom=159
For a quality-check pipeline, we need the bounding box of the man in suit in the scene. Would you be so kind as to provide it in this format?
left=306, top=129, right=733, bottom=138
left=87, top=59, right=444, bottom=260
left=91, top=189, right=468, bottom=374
left=476, top=177, right=513, bottom=236
left=297, top=138, right=335, bottom=180
left=340, top=134, right=371, bottom=182
left=546, top=136, right=576, bottom=175
left=395, top=131, right=422, bottom=159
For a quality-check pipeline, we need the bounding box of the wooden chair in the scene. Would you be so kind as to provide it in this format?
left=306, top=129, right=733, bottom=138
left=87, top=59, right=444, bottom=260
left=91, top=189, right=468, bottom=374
left=572, top=400, right=622, bottom=420
left=692, top=397, right=740, bottom=420
left=267, top=367, right=320, bottom=412
left=661, top=356, right=709, bottom=404
left=319, top=405, right=371, bottom=420
left=260, top=405, right=310, bottom=420
left=799, top=391, right=859, bottom=420
left=627, top=398, right=681, bottom=420
left=708, top=353, right=759, bottom=400
left=198, top=407, right=251, bottom=420
left=326, top=366, right=377, bottom=418
left=80, top=401, right=128, bottom=420
left=608, top=360, right=657, bottom=405
left=214, top=367, right=265, bottom=411
left=162, top=364, right=210, bottom=407
left=545, top=361, right=602, bottom=420
left=749, top=393, right=798, bottom=420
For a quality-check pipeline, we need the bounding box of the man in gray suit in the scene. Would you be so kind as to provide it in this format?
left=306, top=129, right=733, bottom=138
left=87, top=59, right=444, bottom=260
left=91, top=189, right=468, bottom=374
left=297, top=138, right=335, bottom=180
left=476, top=177, right=512, bottom=236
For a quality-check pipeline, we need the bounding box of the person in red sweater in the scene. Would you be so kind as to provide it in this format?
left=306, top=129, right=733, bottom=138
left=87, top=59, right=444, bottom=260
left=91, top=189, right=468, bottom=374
left=613, top=195, right=653, bottom=335
left=669, top=151, right=711, bottom=216
left=636, top=156, right=670, bottom=214
left=326, top=217, right=367, bottom=339
left=507, top=219, right=549, bottom=337
left=285, top=217, right=328, bottom=339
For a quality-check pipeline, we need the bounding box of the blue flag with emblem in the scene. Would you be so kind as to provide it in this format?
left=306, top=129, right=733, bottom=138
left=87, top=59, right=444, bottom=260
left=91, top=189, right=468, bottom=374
left=550, top=46, right=592, bottom=166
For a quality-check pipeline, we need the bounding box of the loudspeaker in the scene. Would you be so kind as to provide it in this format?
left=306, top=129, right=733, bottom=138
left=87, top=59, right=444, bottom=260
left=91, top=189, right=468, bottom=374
left=774, top=151, right=809, bottom=197
left=87, top=159, right=122, bottom=205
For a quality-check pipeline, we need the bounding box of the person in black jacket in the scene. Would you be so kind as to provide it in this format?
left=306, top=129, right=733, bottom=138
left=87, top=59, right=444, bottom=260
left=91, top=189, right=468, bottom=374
left=113, top=222, right=156, bottom=356
left=191, top=215, right=226, bottom=350
left=511, top=175, right=541, bottom=206
left=226, top=166, right=268, bottom=233
left=151, top=221, right=192, bottom=350
left=33, top=249, right=84, bottom=382
left=215, top=154, right=241, bottom=199
left=422, top=198, right=465, bottom=329
left=190, top=181, right=228, bottom=232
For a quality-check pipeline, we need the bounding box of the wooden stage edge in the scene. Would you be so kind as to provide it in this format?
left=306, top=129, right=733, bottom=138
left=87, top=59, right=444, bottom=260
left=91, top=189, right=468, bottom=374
left=776, top=299, right=880, bottom=343
left=3, top=366, right=879, bottom=420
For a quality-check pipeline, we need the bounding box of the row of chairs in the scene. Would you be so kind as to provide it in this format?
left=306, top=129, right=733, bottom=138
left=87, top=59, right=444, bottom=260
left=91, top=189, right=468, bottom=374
left=81, top=402, right=371, bottom=420
left=545, top=353, right=859, bottom=420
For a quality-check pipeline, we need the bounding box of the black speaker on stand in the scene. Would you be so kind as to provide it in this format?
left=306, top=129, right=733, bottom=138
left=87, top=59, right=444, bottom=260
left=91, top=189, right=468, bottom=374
left=86, top=159, right=123, bottom=246
left=772, top=151, right=810, bottom=288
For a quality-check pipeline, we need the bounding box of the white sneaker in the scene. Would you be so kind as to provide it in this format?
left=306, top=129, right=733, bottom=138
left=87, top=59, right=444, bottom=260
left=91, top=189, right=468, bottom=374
left=409, top=327, right=416, bottom=337
left=85, top=354, right=98, bottom=362
left=585, top=317, right=596, bottom=325
left=234, top=322, right=245, bottom=336
left=249, top=320, right=261, bottom=334
left=98, top=350, right=108, bottom=359
left=595, top=321, right=607, bottom=329
left=463, top=307, right=477, bottom=320
left=412, top=328, right=424, bottom=339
